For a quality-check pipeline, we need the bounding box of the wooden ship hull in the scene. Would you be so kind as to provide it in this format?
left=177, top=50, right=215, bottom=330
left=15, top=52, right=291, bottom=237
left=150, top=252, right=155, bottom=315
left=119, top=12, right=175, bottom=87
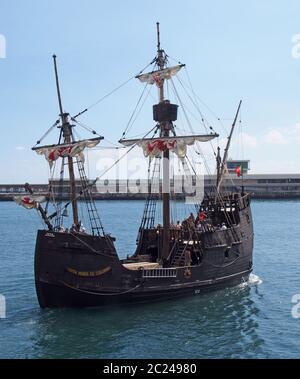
left=34, top=193, right=253, bottom=308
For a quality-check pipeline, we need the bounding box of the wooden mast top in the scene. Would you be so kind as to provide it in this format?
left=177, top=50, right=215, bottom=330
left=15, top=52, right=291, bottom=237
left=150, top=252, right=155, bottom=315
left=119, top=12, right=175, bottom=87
left=156, top=22, right=165, bottom=103
left=52, top=55, right=79, bottom=228
left=156, top=22, right=161, bottom=53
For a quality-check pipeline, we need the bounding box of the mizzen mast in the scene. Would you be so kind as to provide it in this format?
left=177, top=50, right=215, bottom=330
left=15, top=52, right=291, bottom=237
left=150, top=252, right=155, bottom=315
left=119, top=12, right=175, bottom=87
left=216, top=100, right=242, bottom=193
left=53, top=55, right=79, bottom=228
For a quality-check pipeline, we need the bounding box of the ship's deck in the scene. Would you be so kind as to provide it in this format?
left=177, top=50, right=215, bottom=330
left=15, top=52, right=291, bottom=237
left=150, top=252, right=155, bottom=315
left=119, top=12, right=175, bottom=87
left=122, top=262, right=160, bottom=270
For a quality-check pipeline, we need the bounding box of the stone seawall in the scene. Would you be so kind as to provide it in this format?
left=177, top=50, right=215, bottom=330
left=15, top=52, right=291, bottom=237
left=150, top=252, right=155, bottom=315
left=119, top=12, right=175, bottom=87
left=2, top=191, right=300, bottom=200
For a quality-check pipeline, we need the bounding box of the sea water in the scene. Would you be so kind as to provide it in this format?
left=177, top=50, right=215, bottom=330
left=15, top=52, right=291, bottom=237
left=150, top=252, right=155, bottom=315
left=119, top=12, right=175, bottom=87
left=0, top=200, right=299, bottom=358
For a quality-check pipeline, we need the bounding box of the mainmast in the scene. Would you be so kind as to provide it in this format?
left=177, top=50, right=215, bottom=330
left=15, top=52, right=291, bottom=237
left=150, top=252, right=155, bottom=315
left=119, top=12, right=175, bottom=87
left=216, top=100, right=242, bottom=193
left=120, top=24, right=219, bottom=261
left=53, top=55, right=79, bottom=228
left=155, top=23, right=171, bottom=261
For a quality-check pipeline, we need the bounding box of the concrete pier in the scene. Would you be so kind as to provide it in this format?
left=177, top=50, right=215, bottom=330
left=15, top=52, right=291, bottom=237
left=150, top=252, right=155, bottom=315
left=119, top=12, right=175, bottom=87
left=1, top=174, right=300, bottom=200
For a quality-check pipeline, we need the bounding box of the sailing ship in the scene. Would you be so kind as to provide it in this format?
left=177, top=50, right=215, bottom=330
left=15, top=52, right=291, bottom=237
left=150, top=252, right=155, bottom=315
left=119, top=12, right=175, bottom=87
left=15, top=24, right=253, bottom=308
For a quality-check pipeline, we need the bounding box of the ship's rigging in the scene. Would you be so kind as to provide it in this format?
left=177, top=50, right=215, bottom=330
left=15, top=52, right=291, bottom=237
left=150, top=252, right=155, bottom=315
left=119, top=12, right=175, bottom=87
left=18, top=23, right=245, bottom=248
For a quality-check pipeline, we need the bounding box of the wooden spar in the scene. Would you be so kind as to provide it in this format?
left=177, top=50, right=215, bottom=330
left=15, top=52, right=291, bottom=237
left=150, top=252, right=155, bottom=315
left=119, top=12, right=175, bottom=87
left=216, top=100, right=242, bottom=193
left=52, top=55, right=79, bottom=228
left=24, top=183, right=53, bottom=230
left=119, top=134, right=218, bottom=146
left=53, top=55, right=64, bottom=117
left=32, top=137, right=103, bottom=151
left=156, top=23, right=170, bottom=260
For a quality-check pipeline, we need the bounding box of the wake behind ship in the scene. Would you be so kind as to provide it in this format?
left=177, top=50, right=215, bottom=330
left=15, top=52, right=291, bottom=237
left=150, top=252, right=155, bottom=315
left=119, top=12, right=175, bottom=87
left=15, top=24, right=254, bottom=308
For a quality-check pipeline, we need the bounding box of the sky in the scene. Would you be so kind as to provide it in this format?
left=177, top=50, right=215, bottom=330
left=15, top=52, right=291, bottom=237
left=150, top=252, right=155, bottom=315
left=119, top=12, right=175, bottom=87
left=1, top=0, right=300, bottom=183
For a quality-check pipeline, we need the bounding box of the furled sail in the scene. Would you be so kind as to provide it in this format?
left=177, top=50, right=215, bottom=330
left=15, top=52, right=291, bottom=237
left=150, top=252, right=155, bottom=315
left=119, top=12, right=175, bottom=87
left=136, top=64, right=185, bottom=87
left=119, top=134, right=218, bottom=158
left=32, top=137, right=102, bottom=168
left=14, top=195, right=46, bottom=209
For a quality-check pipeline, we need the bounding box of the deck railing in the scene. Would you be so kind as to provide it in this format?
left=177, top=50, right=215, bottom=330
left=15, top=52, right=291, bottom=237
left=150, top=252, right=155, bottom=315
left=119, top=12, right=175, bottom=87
left=142, top=268, right=177, bottom=278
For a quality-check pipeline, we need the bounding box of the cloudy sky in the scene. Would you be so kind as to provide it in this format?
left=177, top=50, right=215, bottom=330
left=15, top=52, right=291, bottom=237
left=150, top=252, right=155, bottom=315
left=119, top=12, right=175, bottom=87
left=1, top=0, right=300, bottom=183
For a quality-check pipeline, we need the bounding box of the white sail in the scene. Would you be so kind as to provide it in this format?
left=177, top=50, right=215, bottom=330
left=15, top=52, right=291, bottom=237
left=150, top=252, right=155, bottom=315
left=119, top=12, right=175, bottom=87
left=14, top=195, right=46, bottom=209
left=136, top=64, right=184, bottom=87
left=119, top=134, right=218, bottom=158
left=33, top=137, right=102, bottom=168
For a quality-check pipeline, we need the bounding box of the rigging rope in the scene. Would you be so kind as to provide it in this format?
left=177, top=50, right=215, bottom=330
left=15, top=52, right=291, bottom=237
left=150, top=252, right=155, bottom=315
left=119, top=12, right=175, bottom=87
left=183, top=67, right=228, bottom=136
left=174, top=75, right=217, bottom=156
left=72, top=59, right=157, bottom=120
left=60, top=125, right=159, bottom=215
left=34, top=119, right=60, bottom=147
left=124, top=83, right=153, bottom=138
left=169, top=77, right=240, bottom=233
left=72, top=76, right=135, bottom=119
left=121, top=82, right=150, bottom=139
left=71, top=118, right=101, bottom=137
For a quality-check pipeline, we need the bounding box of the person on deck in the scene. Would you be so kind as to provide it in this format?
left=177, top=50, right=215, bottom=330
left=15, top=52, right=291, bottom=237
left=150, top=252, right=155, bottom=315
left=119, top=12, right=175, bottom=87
left=184, top=249, right=192, bottom=266
left=79, top=225, right=86, bottom=234
left=188, top=212, right=195, bottom=224
left=156, top=224, right=162, bottom=235
left=175, top=220, right=182, bottom=240
left=199, top=211, right=206, bottom=222
left=196, top=222, right=204, bottom=231
left=70, top=223, right=77, bottom=233
left=221, top=222, right=227, bottom=230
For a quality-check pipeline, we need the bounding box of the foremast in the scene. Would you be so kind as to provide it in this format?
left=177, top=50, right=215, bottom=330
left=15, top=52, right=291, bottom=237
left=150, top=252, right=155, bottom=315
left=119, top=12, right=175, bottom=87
left=53, top=55, right=79, bottom=228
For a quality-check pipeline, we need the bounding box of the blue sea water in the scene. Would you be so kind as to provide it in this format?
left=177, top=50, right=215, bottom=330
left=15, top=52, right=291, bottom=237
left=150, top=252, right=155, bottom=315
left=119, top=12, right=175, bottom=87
left=0, top=199, right=299, bottom=359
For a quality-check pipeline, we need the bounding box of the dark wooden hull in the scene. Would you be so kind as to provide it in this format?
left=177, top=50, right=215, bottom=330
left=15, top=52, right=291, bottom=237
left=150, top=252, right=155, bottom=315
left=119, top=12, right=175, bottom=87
left=34, top=194, right=254, bottom=308
left=36, top=270, right=251, bottom=308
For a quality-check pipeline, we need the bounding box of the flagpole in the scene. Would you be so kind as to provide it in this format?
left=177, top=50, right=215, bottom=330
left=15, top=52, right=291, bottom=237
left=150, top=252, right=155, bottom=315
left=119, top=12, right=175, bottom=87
left=241, top=166, right=245, bottom=195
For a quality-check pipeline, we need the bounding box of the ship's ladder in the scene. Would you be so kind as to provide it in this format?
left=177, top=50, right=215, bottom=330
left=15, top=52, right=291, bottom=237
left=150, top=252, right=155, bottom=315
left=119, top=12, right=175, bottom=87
left=76, top=157, right=105, bottom=236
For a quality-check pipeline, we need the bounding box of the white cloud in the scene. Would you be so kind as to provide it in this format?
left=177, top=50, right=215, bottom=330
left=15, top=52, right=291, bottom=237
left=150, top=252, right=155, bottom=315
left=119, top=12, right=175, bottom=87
left=287, top=123, right=300, bottom=144
left=15, top=146, right=25, bottom=151
left=262, top=123, right=300, bottom=145
left=240, top=132, right=257, bottom=148
left=251, top=159, right=300, bottom=174
left=263, top=130, right=288, bottom=145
